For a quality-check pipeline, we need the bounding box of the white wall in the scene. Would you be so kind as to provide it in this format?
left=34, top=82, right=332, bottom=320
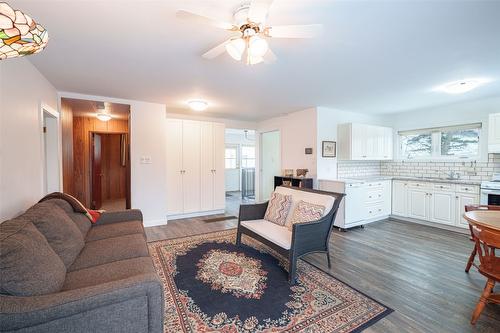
left=0, top=58, right=58, bottom=221
left=316, top=107, right=388, bottom=180
left=387, top=96, right=500, bottom=161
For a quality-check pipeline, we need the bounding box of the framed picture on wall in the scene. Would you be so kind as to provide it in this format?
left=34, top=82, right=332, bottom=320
left=322, top=141, right=336, bottom=157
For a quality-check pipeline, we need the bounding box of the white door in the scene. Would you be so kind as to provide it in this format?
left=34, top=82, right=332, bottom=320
left=430, top=191, right=455, bottom=225
left=408, top=188, right=429, bottom=220
left=200, top=122, right=214, bottom=211
left=261, top=130, right=280, bottom=201
left=42, top=111, right=60, bottom=194
left=456, top=194, right=479, bottom=228
left=392, top=181, right=407, bottom=216
left=213, top=123, right=226, bottom=210
left=166, top=119, right=184, bottom=215
left=182, top=120, right=201, bottom=213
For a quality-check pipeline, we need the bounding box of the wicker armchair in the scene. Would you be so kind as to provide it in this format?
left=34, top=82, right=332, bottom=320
left=236, top=186, right=344, bottom=284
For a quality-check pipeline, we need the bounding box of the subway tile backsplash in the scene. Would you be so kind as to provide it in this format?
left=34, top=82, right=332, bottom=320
left=338, top=154, right=500, bottom=181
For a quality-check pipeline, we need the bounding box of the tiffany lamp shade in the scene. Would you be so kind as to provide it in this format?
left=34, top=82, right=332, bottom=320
left=0, top=2, right=48, bottom=59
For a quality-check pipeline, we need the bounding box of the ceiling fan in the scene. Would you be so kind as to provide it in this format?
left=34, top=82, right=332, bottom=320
left=176, top=0, right=323, bottom=65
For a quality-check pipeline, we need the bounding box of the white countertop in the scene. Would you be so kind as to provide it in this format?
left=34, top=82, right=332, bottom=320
left=318, top=176, right=482, bottom=186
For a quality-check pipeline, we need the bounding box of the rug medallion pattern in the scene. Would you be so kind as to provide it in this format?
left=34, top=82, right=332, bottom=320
left=148, top=229, right=392, bottom=332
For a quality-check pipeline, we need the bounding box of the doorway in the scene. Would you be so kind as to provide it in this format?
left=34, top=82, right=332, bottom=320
left=42, top=106, right=61, bottom=194
left=260, top=130, right=281, bottom=201
left=91, top=133, right=129, bottom=211
left=224, top=129, right=256, bottom=216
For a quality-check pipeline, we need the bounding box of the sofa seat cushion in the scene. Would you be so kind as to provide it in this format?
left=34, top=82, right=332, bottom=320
left=63, top=257, right=156, bottom=291
left=274, top=186, right=335, bottom=226
left=23, top=202, right=85, bottom=268
left=44, top=198, right=92, bottom=237
left=85, top=221, right=144, bottom=242
left=0, top=218, right=66, bottom=296
left=241, top=219, right=292, bottom=250
left=69, top=234, right=149, bottom=272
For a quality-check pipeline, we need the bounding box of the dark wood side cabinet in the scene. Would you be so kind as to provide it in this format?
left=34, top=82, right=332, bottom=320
left=274, top=176, right=313, bottom=189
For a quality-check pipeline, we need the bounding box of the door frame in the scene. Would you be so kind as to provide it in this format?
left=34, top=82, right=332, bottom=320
left=89, top=131, right=131, bottom=209
left=39, top=103, right=62, bottom=195
left=258, top=129, right=281, bottom=202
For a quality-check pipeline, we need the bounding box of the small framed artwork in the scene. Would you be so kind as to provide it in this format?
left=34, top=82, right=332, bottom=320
left=322, top=141, right=336, bottom=158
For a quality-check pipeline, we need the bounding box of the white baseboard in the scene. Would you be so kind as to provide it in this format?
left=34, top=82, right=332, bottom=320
left=143, top=219, right=168, bottom=227
left=167, top=209, right=225, bottom=221
left=390, top=215, right=468, bottom=234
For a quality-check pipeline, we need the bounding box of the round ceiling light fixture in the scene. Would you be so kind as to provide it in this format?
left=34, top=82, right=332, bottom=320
left=433, top=78, right=493, bottom=94
left=96, top=113, right=112, bottom=122
left=188, top=100, right=209, bottom=111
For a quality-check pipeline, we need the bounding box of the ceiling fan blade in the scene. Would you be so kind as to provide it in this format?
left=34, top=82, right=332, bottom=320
left=263, top=48, right=277, bottom=64
left=267, top=24, right=323, bottom=38
left=248, top=0, right=274, bottom=24
left=202, top=39, right=231, bottom=59
left=176, top=10, right=237, bottom=31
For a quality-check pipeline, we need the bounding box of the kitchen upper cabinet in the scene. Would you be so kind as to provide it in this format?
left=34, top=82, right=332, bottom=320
left=489, top=113, right=500, bottom=153
left=392, top=180, right=408, bottom=217
left=338, top=123, right=393, bottom=160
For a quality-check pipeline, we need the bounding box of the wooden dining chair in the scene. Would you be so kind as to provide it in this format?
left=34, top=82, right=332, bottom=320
left=464, top=205, right=500, bottom=273
left=470, top=224, right=500, bottom=324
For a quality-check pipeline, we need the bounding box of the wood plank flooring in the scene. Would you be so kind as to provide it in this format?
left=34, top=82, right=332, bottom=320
left=145, top=218, right=500, bottom=333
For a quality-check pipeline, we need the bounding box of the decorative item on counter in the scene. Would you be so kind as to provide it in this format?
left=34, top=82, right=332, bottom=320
left=283, top=169, right=294, bottom=177
left=305, top=148, right=313, bottom=155
left=296, top=169, right=309, bottom=177
left=322, top=141, right=336, bottom=157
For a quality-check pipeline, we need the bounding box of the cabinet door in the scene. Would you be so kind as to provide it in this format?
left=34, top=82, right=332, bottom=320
left=166, top=119, right=184, bottom=215
left=345, top=184, right=366, bottom=224
left=456, top=194, right=479, bottom=228
left=200, top=122, right=214, bottom=211
left=408, top=188, right=429, bottom=220
left=213, top=122, right=226, bottom=210
left=392, top=181, right=408, bottom=216
left=430, top=191, right=455, bottom=225
left=351, top=124, right=368, bottom=159
left=182, top=120, right=201, bottom=213
left=382, top=127, right=393, bottom=160
left=489, top=113, right=500, bottom=146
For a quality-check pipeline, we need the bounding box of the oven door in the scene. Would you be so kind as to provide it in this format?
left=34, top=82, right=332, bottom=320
left=480, top=188, right=500, bottom=206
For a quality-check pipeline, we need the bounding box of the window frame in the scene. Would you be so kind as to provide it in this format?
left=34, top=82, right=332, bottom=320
left=398, top=123, right=482, bottom=161
left=240, top=144, right=256, bottom=169
left=225, top=144, right=239, bottom=169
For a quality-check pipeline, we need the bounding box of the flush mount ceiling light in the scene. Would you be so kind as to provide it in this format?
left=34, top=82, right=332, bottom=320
left=188, top=100, right=209, bottom=111
left=0, top=2, right=49, bottom=60
left=176, top=0, right=323, bottom=65
left=96, top=113, right=112, bottom=122
left=433, top=78, right=493, bottom=94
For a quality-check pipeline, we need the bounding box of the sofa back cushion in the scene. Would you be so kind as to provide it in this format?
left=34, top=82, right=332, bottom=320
left=23, top=202, right=85, bottom=268
left=274, top=186, right=335, bottom=226
left=0, top=217, right=66, bottom=296
left=45, top=198, right=91, bottom=237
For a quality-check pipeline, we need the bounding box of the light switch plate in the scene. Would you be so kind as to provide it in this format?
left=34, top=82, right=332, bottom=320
left=140, top=156, right=152, bottom=164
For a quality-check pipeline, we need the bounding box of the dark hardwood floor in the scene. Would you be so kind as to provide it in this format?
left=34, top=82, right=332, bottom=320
left=145, top=218, right=500, bottom=333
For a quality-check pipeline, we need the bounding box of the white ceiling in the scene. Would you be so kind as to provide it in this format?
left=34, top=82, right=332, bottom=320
left=12, top=0, right=500, bottom=121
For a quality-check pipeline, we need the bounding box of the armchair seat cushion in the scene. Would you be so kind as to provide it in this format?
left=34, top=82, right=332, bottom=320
left=240, top=219, right=292, bottom=250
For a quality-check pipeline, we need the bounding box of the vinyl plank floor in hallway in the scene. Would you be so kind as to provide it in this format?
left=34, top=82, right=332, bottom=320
left=145, top=218, right=500, bottom=332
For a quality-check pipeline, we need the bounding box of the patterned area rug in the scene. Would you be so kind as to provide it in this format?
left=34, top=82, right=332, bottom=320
left=148, top=229, right=392, bottom=332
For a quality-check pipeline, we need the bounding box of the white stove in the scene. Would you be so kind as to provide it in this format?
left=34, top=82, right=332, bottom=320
left=480, top=173, right=500, bottom=205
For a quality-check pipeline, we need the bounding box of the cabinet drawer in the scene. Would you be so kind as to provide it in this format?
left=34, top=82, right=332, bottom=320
left=457, top=185, right=479, bottom=194
left=365, top=189, right=384, bottom=202
left=365, top=204, right=385, bottom=218
left=433, top=183, right=456, bottom=191
left=365, top=181, right=385, bottom=189
left=408, top=182, right=432, bottom=189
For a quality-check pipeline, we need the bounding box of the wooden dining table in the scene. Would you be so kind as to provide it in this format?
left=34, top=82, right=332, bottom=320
left=464, top=210, right=500, bottom=232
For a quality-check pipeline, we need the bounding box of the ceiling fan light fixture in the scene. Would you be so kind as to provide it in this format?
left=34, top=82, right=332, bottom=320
left=96, top=113, right=112, bottom=122
left=187, top=100, right=209, bottom=111
left=225, top=37, right=245, bottom=61
left=247, top=54, right=263, bottom=66
left=248, top=36, right=268, bottom=57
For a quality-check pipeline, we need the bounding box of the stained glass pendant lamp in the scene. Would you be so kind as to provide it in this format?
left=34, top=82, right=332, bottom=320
left=0, top=2, right=48, bottom=59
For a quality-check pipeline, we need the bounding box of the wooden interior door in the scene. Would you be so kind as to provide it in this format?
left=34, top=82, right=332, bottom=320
left=91, top=133, right=102, bottom=209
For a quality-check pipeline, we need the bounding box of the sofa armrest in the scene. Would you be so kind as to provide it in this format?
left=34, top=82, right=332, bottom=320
left=238, top=201, right=269, bottom=222
left=0, top=273, right=163, bottom=333
left=95, top=209, right=143, bottom=225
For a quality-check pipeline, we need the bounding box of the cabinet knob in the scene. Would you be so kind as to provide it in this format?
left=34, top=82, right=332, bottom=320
left=456, top=196, right=459, bottom=199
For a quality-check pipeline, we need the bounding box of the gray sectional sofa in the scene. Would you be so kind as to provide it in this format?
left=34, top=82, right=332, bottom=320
left=0, top=198, right=164, bottom=333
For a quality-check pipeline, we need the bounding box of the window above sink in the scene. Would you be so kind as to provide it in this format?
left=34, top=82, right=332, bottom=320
left=398, top=123, right=481, bottom=161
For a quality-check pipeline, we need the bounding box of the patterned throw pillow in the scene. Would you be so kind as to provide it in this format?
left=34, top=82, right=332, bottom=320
left=287, top=200, right=325, bottom=230
left=264, top=192, right=292, bottom=226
